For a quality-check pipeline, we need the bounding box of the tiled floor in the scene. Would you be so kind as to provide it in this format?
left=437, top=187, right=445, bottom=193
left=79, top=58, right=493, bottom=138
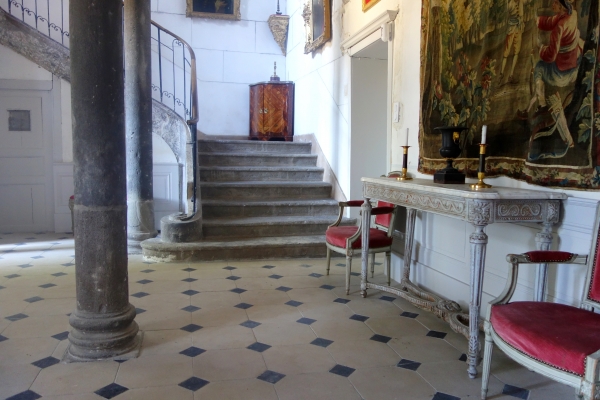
left=0, top=233, right=576, bottom=400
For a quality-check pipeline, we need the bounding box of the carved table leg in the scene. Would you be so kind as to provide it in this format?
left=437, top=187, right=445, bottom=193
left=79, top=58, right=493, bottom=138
left=401, top=208, right=417, bottom=288
left=468, top=224, right=488, bottom=379
left=360, top=199, right=372, bottom=298
left=534, top=222, right=553, bottom=302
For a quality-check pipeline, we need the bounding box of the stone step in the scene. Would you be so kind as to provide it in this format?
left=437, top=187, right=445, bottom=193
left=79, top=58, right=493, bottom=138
left=198, top=139, right=312, bottom=154
left=198, top=152, right=318, bottom=167
left=201, top=199, right=339, bottom=218
left=200, top=181, right=332, bottom=200
left=199, top=166, right=324, bottom=182
left=142, top=234, right=339, bottom=262
left=202, top=215, right=353, bottom=239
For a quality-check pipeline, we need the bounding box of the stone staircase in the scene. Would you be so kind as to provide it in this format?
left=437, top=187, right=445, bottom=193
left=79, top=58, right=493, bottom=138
left=142, top=139, right=352, bottom=261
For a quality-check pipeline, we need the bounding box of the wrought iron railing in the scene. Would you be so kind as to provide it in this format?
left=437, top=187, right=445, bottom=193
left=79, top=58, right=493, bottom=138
left=4, top=0, right=69, bottom=46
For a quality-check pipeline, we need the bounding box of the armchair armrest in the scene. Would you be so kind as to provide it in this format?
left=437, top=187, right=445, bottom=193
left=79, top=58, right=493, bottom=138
left=345, top=206, right=395, bottom=245
left=329, top=200, right=365, bottom=228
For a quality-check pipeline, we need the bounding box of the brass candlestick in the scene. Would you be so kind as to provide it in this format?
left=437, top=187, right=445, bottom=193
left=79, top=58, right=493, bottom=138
left=397, top=146, right=413, bottom=181
left=470, top=143, right=492, bottom=189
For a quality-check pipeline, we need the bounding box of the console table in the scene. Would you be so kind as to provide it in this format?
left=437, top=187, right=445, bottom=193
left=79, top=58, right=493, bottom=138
left=360, top=177, right=566, bottom=378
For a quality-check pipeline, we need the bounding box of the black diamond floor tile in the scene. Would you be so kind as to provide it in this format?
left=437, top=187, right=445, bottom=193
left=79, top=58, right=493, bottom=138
left=333, top=298, right=350, bottom=304
left=309, top=272, right=323, bottom=278
left=61, top=263, right=74, bottom=267
left=247, top=342, right=271, bottom=353
left=426, top=330, right=447, bottom=339
left=397, top=358, right=422, bottom=371
left=223, top=266, right=236, bottom=270
left=180, top=324, right=203, bottom=333
left=6, top=390, right=42, bottom=400
left=349, top=314, right=369, bottom=322
left=136, top=279, right=153, bottom=284
left=257, top=370, right=286, bottom=384
left=31, top=356, right=60, bottom=369
left=350, top=272, right=360, bottom=276
left=285, top=300, right=303, bottom=307
left=276, top=286, right=292, bottom=292
left=140, top=269, right=155, bottom=273
left=131, top=292, right=150, bottom=298
left=182, top=278, right=198, bottom=283
left=300, top=264, right=311, bottom=268
left=5, top=274, right=21, bottom=279
left=262, top=265, right=276, bottom=269
left=180, top=346, right=206, bottom=357
left=181, top=305, right=201, bottom=313
left=31, top=256, right=44, bottom=259
left=310, top=338, right=334, bottom=348
left=95, top=383, right=129, bottom=399
left=18, top=264, right=33, bottom=268
left=52, top=272, right=67, bottom=277
left=432, top=393, right=461, bottom=400
left=230, top=288, right=247, bottom=294
left=235, top=302, right=253, bottom=310
left=39, top=283, right=56, bottom=288
left=336, top=263, right=345, bottom=267
left=240, top=320, right=261, bottom=329
left=143, top=261, right=155, bottom=265
left=181, top=290, right=200, bottom=296
left=52, top=331, right=69, bottom=341
left=297, top=317, right=316, bottom=325
left=400, top=311, right=419, bottom=318
left=6, top=313, right=28, bottom=321
left=370, top=334, right=392, bottom=344
left=329, top=364, right=356, bottom=377
left=0, top=285, right=5, bottom=290
left=0, top=334, right=8, bottom=342
left=24, top=296, right=43, bottom=303
left=227, top=276, right=241, bottom=281
left=135, top=308, right=146, bottom=315
left=182, top=268, right=196, bottom=272
left=379, top=295, right=396, bottom=302
left=320, top=284, right=335, bottom=290
left=502, top=384, right=530, bottom=399
left=178, top=376, right=210, bottom=392
left=268, top=274, right=283, bottom=279
left=459, top=353, right=467, bottom=362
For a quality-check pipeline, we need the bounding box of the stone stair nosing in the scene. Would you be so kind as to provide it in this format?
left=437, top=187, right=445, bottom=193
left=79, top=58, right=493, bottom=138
left=198, top=139, right=312, bottom=154
left=200, top=181, right=334, bottom=200
left=198, top=152, right=318, bottom=167
left=201, top=198, right=340, bottom=218
left=199, top=166, right=325, bottom=182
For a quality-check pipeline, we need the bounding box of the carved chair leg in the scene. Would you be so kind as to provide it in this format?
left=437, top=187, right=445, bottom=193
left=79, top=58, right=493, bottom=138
left=481, top=323, right=494, bottom=400
left=326, top=248, right=331, bottom=275
left=580, top=350, right=600, bottom=400
left=370, top=253, right=375, bottom=278
left=346, top=255, right=352, bottom=295
left=386, top=250, right=391, bottom=286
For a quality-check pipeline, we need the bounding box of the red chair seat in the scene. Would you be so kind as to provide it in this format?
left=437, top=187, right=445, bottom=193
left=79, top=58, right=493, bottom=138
left=325, top=226, right=393, bottom=249
left=491, top=301, right=600, bottom=376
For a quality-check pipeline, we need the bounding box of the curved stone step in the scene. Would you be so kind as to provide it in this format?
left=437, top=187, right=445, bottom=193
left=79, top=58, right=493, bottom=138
left=198, top=139, right=312, bottom=154
left=198, top=152, right=318, bottom=167
left=199, top=166, right=324, bottom=182
left=202, top=199, right=339, bottom=218
left=200, top=181, right=332, bottom=200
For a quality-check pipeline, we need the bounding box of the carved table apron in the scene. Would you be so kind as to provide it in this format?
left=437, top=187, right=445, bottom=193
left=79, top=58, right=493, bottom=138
left=360, top=177, right=566, bottom=379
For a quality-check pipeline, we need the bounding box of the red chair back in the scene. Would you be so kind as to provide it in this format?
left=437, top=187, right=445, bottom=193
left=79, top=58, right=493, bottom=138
left=584, top=203, right=600, bottom=307
left=375, top=201, right=394, bottom=230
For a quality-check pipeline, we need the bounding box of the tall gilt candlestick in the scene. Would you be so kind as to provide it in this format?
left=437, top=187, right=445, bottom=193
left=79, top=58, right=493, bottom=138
left=397, top=146, right=413, bottom=181
left=470, top=143, right=492, bottom=189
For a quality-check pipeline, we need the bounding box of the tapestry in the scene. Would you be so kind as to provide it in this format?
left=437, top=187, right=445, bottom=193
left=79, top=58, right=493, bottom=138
left=419, top=0, right=600, bottom=189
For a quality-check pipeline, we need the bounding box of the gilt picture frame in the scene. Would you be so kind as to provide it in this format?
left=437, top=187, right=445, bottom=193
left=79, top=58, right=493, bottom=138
left=362, top=0, right=380, bottom=12
left=186, top=0, right=241, bottom=20
left=303, top=0, right=331, bottom=54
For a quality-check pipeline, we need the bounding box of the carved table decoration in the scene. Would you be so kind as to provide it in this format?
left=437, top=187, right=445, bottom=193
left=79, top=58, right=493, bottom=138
left=433, top=126, right=467, bottom=184
left=359, top=177, right=566, bottom=378
left=268, top=0, right=290, bottom=55
left=471, top=125, right=492, bottom=190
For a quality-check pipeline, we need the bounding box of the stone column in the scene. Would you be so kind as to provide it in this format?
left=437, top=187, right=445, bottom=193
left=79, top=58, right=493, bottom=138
left=66, top=0, right=141, bottom=361
left=124, top=0, right=157, bottom=252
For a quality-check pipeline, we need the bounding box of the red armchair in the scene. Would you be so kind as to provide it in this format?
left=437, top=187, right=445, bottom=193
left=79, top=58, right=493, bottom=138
left=480, top=205, right=600, bottom=399
left=325, top=200, right=398, bottom=295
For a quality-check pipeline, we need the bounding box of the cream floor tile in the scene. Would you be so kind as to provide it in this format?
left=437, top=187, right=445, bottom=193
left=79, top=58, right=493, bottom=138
left=116, top=354, right=193, bottom=389
left=140, top=269, right=191, bottom=281
left=239, top=289, right=291, bottom=306
left=298, top=302, right=354, bottom=320
left=190, top=290, right=242, bottom=309
left=189, top=277, right=238, bottom=292
left=195, top=378, right=278, bottom=400
left=1, top=275, right=51, bottom=288
left=135, top=309, right=192, bottom=331
left=40, top=284, right=77, bottom=299
left=118, top=385, right=194, bottom=400
left=189, top=267, right=234, bottom=279
left=139, top=329, right=193, bottom=356
left=131, top=279, right=190, bottom=294
left=488, top=346, right=562, bottom=389
left=129, top=292, right=191, bottom=310
left=42, top=393, right=106, bottom=400
left=246, top=304, right=303, bottom=324
left=191, top=348, right=267, bottom=381
left=0, top=300, right=29, bottom=318
left=286, top=287, right=340, bottom=304
left=327, top=339, right=401, bottom=369
left=0, top=336, right=59, bottom=365
left=0, top=287, right=41, bottom=303
left=274, top=371, right=362, bottom=400
left=24, top=297, right=75, bottom=317
left=365, top=317, right=430, bottom=339
left=2, top=314, right=70, bottom=339
left=31, top=360, right=119, bottom=396
left=526, top=380, right=579, bottom=399
left=415, top=311, right=456, bottom=332
left=52, top=338, right=69, bottom=359
left=311, top=319, right=375, bottom=342
left=192, top=324, right=256, bottom=350
left=253, top=321, right=317, bottom=346
left=278, top=275, right=323, bottom=289
left=234, top=266, right=281, bottom=278
left=235, top=277, right=281, bottom=291
left=346, top=297, right=404, bottom=319
left=349, top=366, right=436, bottom=400
left=192, top=306, right=249, bottom=327
left=443, top=330, right=476, bottom=354
left=387, top=334, right=463, bottom=363
left=0, top=363, right=42, bottom=399
left=262, top=343, right=337, bottom=375
left=0, top=317, right=11, bottom=333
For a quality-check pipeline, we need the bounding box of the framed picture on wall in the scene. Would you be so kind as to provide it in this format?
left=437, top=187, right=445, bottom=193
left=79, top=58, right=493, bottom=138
left=303, top=0, right=331, bottom=53
left=186, top=0, right=241, bottom=20
left=362, top=0, right=380, bottom=12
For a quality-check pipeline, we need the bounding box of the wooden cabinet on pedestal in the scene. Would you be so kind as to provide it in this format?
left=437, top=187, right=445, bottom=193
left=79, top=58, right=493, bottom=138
left=249, top=81, right=294, bottom=141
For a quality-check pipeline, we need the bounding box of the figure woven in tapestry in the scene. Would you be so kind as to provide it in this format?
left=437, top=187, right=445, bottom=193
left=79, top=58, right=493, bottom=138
left=419, top=0, right=600, bottom=189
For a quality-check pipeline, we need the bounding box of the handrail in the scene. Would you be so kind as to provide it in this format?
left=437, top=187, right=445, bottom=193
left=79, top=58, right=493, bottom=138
left=4, top=0, right=69, bottom=46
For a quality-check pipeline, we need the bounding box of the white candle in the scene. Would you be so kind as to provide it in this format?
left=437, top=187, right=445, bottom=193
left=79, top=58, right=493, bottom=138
left=404, top=128, right=409, bottom=147
left=481, top=125, right=487, bottom=144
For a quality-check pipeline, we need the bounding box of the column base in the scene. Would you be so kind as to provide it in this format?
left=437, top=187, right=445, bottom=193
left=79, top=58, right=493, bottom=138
left=63, top=331, right=143, bottom=363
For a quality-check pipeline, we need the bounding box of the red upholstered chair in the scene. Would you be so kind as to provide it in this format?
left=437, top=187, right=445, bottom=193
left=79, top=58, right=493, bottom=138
left=325, top=200, right=398, bottom=295
left=481, top=204, right=600, bottom=400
